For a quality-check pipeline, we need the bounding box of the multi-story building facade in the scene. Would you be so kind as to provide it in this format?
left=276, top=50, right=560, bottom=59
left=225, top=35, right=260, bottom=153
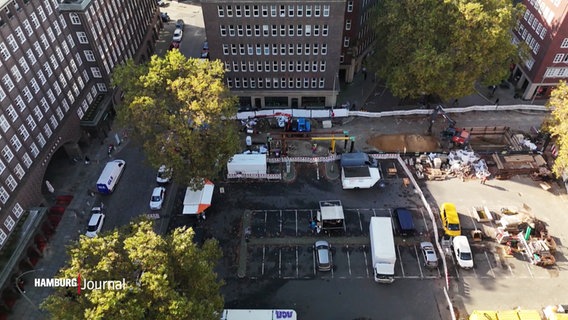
left=0, top=0, right=161, bottom=251
left=201, top=0, right=346, bottom=109
left=339, top=0, right=377, bottom=83
left=512, top=0, right=568, bottom=100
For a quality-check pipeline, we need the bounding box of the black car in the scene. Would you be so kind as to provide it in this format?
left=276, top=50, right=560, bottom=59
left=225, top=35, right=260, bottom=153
left=160, top=12, right=170, bottom=22
left=175, top=19, right=184, bottom=29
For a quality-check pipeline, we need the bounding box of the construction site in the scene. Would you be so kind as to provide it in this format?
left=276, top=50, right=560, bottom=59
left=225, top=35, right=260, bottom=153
left=237, top=107, right=554, bottom=185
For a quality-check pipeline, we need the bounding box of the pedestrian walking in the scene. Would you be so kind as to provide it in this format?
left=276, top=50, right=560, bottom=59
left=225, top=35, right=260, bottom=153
left=495, top=98, right=500, bottom=107
left=480, top=176, right=488, bottom=185
left=453, top=99, right=459, bottom=107
left=312, top=143, right=318, bottom=154
left=362, top=67, right=368, bottom=80
left=84, top=156, right=90, bottom=165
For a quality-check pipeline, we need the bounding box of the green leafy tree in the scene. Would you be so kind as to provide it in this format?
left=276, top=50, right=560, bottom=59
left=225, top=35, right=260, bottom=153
left=546, top=81, right=568, bottom=177
left=41, top=221, right=224, bottom=320
left=369, top=0, right=525, bottom=100
left=112, top=51, right=240, bottom=189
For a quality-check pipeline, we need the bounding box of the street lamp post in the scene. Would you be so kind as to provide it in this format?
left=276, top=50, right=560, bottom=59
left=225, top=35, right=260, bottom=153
left=15, top=268, right=43, bottom=310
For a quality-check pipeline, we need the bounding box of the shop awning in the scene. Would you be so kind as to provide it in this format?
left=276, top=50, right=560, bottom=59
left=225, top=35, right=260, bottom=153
left=182, top=180, right=214, bottom=215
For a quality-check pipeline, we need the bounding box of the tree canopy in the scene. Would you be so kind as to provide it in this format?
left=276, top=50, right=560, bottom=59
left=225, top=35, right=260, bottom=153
left=546, top=81, right=568, bottom=177
left=41, top=220, right=224, bottom=320
left=370, top=0, right=525, bottom=100
left=112, top=50, right=240, bottom=189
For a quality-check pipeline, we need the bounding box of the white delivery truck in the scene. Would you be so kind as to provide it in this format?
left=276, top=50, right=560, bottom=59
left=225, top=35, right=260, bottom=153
left=220, top=309, right=297, bottom=320
left=369, top=217, right=396, bottom=283
left=227, top=154, right=267, bottom=176
left=340, top=152, right=381, bottom=189
left=96, top=160, right=126, bottom=194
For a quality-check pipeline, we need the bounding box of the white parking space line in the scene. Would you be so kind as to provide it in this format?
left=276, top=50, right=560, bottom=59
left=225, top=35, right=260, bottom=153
left=414, top=245, right=424, bottom=278
left=279, top=210, right=283, bottom=234
left=357, top=209, right=363, bottom=233
left=507, top=262, right=514, bottom=277
left=363, top=246, right=370, bottom=278
left=313, top=248, right=316, bottom=276
left=330, top=251, right=334, bottom=279
left=264, top=210, right=267, bottom=226
left=525, top=263, right=534, bottom=278
left=295, top=210, right=298, bottom=236
left=449, top=253, right=460, bottom=278
left=372, top=208, right=378, bottom=217
left=279, top=249, right=282, bottom=278
left=296, top=247, right=299, bottom=278
left=419, top=207, right=430, bottom=232
left=468, top=213, right=478, bottom=231
left=347, top=245, right=352, bottom=276
left=396, top=245, right=405, bottom=277
left=262, top=246, right=266, bottom=275
left=484, top=251, right=496, bottom=278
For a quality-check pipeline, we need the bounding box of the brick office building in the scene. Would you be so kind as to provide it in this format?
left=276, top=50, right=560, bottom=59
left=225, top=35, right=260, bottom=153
left=339, top=0, right=377, bottom=83
left=201, top=0, right=346, bottom=109
left=512, top=0, right=568, bottom=100
left=0, top=0, right=161, bottom=251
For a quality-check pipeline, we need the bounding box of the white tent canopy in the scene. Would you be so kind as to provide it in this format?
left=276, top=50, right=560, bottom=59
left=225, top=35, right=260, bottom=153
left=182, top=180, right=214, bottom=215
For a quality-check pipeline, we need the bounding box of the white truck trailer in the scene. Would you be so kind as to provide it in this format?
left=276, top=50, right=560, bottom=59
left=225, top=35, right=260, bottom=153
left=340, top=152, right=381, bottom=189
left=227, top=154, right=267, bottom=175
left=369, top=217, right=396, bottom=283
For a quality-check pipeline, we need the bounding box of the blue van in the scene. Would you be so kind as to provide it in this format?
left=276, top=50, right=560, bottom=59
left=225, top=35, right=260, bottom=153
left=393, top=208, right=416, bottom=236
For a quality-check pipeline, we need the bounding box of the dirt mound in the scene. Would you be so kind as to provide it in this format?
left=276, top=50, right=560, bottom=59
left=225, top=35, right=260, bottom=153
left=367, top=134, right=440, bottom=152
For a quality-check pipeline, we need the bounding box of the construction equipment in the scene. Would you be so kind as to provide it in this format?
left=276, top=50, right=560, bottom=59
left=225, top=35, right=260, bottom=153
left=428, top=105, right=470, bottom=147
left=248, top=113, right=311, bottom=133
left=268, top=130, right=355, bottom=155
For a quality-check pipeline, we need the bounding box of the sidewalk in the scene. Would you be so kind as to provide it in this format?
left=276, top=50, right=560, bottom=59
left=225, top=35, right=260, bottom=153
left=8, top=130, right=130, bottom=320
left=338, top=73, right=547, bottom=113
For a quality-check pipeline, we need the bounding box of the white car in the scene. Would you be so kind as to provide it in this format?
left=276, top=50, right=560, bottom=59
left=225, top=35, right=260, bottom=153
left=149, top=187, right=166, bottom=210
left=314, top=240, right=332, bottom=272
left=452, top=236, right=474, bottom=269
left=420, top=241, right=438, bottom=268
left=172, top=28, right=183, bottom=42
left=86, top=208, right=105, bottom=238
left=156, top=165, right=172, bottom=184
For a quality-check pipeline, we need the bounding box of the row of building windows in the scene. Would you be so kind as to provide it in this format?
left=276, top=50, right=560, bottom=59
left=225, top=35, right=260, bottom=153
left=217, top=4, right=331, bottom=19
left=0, top=203, right=24, bottom=244
left=226, top=77, right=326, bottom=90
left=0, top=29, right=108, bottom=106
left=527, top=0, right=556, bottom=25
left=0, top=206, right=24, bottom=245
left=522, top=9, right=547, bottom=40
left=544, top=67, right=568, bottom=78
left=553, top=53, right=568, bottom=63
left=0, top=83, right=107, bottom=180
left=518, top=24, right=541, bottom=55
left=220, top=24, right=329, bottom=37
left=225, top=60, right=328, bottom=73
left=222, top=43, right=328, bottom=56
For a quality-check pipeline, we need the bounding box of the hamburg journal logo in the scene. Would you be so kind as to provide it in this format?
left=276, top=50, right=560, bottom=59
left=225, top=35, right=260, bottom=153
left=34, top=273, right=127, bottom=294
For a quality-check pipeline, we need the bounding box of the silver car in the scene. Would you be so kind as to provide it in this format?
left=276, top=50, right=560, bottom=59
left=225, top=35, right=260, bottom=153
left=314, top=240, right=332, bottom=272
left=420, top=242, right=438, bottom=268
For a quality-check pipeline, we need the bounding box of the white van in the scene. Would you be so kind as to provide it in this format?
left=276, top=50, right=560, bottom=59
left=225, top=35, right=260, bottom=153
left=96, top=160, right=126, bottom=194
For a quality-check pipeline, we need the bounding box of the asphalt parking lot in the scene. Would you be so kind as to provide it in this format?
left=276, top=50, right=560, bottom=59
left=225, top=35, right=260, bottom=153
left=210, top=159, right=568, bottom=318
left=240, top=206, right=567, bottom=282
